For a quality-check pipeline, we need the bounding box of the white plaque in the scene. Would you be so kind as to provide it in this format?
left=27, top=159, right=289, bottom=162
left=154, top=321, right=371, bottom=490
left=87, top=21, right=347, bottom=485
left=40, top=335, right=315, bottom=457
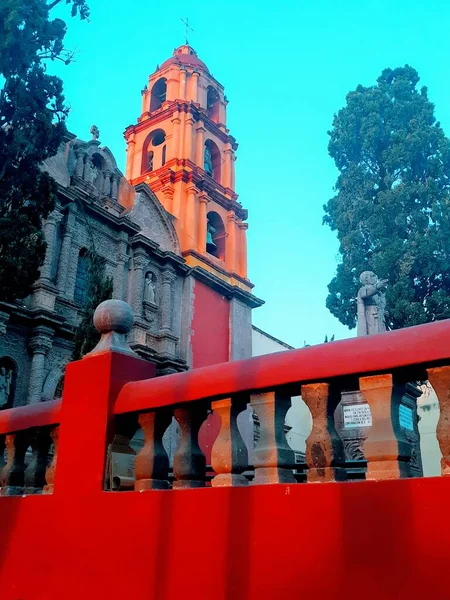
left=343, top=404, right=372, bottom=429
left=399, top=405, right=414, bottom=431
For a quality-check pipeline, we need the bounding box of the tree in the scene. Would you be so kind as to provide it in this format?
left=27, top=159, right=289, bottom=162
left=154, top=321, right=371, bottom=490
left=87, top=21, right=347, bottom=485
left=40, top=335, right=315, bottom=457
left=324, top=65, right=450, bottom=330
left=0, top=0, right=89, bottom=302
left=71, top=252, right=113, bottom=361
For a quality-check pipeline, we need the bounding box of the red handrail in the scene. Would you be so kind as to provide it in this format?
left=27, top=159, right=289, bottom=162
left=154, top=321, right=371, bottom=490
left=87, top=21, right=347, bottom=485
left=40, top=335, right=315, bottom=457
left=0, top=399, right=62, bottom=435
left=115, top=319, right=450, bottom=414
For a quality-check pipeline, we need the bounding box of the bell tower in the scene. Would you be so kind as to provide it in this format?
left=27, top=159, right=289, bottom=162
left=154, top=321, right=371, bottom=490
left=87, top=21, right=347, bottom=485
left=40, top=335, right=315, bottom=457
left=124, top=44, right=250, bottom=292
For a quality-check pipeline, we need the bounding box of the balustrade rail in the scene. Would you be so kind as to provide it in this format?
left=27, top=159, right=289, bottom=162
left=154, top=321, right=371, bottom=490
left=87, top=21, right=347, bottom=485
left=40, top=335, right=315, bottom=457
left=2, top=300, right=450, bottom=497
left=0, top=400, right=61, bottom=495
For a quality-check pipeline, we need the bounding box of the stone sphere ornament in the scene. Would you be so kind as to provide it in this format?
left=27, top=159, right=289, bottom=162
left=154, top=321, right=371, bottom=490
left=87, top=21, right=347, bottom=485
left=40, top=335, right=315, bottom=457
left=85, top=300, right=137, bottom=358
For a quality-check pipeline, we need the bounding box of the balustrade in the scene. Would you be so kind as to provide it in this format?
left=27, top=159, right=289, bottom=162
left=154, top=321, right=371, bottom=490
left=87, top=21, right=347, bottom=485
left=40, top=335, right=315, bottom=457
left=4, top=302, right=450, bottom=497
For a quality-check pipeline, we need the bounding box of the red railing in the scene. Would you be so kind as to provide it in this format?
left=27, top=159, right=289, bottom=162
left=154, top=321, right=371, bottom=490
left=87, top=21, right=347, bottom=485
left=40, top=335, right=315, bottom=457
left=1, top=301, right=450, bottom=599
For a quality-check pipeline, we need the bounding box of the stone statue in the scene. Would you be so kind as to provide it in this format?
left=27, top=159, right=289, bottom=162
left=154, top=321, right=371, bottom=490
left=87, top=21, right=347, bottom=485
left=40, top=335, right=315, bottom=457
left=90, top=125, right=100, bottom=140
left=144, top=273, right=156, bottom=303
left=357, top=271, right=388, bottom=336
left=0, top=366, right=12, bottom=407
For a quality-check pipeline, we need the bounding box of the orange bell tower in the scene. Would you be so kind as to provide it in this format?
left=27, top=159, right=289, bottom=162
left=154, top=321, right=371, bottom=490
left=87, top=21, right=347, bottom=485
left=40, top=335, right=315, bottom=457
left=124, top=44, right=250, bottom=292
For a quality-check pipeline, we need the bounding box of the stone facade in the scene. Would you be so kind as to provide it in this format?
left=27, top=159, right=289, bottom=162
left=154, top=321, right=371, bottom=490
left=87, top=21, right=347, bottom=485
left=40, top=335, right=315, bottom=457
left=0, top=133, right=202, bottom=408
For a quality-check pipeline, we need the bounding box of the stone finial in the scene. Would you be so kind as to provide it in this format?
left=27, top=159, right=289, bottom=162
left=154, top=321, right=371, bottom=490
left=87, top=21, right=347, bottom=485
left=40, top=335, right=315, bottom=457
left=90, top=125, right=100, bottom=140
left=84, top=300, right=137, bottom=358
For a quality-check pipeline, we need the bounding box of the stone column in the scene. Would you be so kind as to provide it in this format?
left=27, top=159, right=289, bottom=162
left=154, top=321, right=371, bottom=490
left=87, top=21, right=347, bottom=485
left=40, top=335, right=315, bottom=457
left=162, top=185, right=175, bottom=214
left=197, top=194, right=209, bottom=253
left=114, top=246, right=128, bottom=301
left=111, top=174, right=119, bottom=201
left=185, top=185, right=197, bottom=249
left=56, top=218, right=75, bottom=295
left=179, top=68, right=187, bottom=99
left=171, top=113, right=181, bottom=160
left=131, top=253, right=147, bottom=320
left=40, top=212, right=62, bottom=282
left=226, top=212, right=238, bottom=273
left=103, top=170, right=112, bottom=197
left=160, top=268, right=176, bottom=334
left=231, top=153, right=236, bottom=190
left=238, top=222, right=248, bottom=278
left=191, top=70, right=200, bottom=102
left=223, top=145, right=233, bottom=189
left=75, top=149, right=86, bottom=178
left=195, top=123, right=205, bottom=167
left=184, top=116, right=194, bottom=161
left=125, top=133, right=136, bottom=181
left=28, top=328, right=53, bottom=404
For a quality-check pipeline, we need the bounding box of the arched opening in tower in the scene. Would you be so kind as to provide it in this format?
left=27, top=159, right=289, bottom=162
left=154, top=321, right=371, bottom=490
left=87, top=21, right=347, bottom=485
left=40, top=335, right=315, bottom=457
left=206, top=86, right=220, bottom=123
left=206, top=211, right=226, bottom=261
left=204, top=139, right=222, bottom=183
left=150, top=78, right=167, bottom=112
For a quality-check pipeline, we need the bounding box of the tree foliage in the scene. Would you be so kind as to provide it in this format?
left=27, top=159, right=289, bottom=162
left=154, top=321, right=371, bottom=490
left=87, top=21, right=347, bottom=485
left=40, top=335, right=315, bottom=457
left=324, top=65, right=450, bottom=330
left=0, top=0, right=89, bottom=302
left=71, top=252, right=113, bottom=361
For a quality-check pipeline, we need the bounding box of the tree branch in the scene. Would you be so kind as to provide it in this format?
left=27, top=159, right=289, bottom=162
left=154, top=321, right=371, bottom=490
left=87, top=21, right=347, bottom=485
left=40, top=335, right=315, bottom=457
left=46, top=0, right=64, bottom=10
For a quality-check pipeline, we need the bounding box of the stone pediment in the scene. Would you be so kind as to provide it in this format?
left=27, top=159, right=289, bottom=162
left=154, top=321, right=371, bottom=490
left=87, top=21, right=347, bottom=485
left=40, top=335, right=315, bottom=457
left=128, top=183, right=180, bottom=254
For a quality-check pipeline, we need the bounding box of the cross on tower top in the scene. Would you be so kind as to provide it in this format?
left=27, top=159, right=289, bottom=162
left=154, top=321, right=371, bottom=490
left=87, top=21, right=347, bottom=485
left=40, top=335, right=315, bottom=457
left=181, top=17, right=194, bottom=45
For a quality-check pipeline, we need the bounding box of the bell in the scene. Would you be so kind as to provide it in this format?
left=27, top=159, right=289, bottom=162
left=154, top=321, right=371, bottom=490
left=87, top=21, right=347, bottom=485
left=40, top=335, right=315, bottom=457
left=206, top=228, right=218, bottom=255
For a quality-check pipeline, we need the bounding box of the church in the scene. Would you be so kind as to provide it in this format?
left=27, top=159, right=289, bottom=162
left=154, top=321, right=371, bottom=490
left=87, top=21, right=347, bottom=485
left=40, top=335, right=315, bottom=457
left=0, top=44, right=263, bottom=411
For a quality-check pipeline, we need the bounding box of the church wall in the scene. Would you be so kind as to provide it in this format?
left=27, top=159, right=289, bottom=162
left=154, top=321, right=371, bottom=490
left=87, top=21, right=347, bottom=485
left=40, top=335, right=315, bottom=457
left=0, top=324, right=32, bottom=407
left=191, top=280, right=229, bottom=368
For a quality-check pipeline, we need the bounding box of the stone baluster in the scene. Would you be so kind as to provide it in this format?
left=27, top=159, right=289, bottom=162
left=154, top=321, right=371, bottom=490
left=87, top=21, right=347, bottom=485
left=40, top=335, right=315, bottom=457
left=173, top=405, right=208, bottom=488
left=1, top=432, right=29, bottom=496
left=43, top=426, right=59, bottom=494
left=103, top=170, right=112, bottom=197
left=75, top=148, right=86, bottom=178
left=40, top=212, right=62, bottom=281
left=360, top=374, right=411, bottom=480
left=28, top=328, right=53, bottom=404
left=250, top=390, right=296, bottom=484
left=160, top=268, right=176, bottom=333
left=131, top=253, right=147, bottom=320
left=427, top=366, right=450, bottom=475
left=302, top=383, right=346, bottom=482
left=111, top=174, right=120, bottom=201
left=24, top=428, right=52, bottom=494
left=211, top=396, right=248, bottom=487
left=135, top=410, right=172, bottom=491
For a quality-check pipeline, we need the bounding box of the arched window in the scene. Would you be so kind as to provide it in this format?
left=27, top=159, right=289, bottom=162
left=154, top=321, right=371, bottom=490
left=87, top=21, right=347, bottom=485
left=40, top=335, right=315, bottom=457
left=150, top=78, right=167, bottom=112
left=141, top=129, right=167, bottom=174
left=204, top=140, right=222, bottom=182
left=0, top=357, right=17, bottom=410
left=206, top=86, right=220, bottom=123
left=74, top=248, right=89, bottom=305
left=206, top=212, right=226, bottom=261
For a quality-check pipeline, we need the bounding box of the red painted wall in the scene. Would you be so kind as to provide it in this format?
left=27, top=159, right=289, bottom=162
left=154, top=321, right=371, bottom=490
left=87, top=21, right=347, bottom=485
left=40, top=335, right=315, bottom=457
left=3, top=346, right=450, bottom=599
left=191, top=280, right=229, bottom=369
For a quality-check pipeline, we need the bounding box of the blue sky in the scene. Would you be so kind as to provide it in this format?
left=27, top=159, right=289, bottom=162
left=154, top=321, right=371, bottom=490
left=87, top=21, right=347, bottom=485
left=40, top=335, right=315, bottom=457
left=52, top=0, right=450, bottom=347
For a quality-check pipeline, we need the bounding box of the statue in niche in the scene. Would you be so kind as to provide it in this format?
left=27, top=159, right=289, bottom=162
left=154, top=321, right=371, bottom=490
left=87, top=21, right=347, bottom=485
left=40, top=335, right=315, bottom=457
left=357, top=271, right=388, bottom=336
left=204, top=145, right=213, bottom=176
left=0, top=366, right=13, bottom=408
left=85, top=158, right=98, bottom=184
left=144, top=272, right=156, bottom=304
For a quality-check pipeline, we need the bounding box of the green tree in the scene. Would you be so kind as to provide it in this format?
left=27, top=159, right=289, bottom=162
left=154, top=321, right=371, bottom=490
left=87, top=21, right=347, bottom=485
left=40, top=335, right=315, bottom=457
left=71, top=252, right=113, bottom=361
left=324, top=65, right=450, bottom=330
left=0, top=0, right=89, bottom=302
